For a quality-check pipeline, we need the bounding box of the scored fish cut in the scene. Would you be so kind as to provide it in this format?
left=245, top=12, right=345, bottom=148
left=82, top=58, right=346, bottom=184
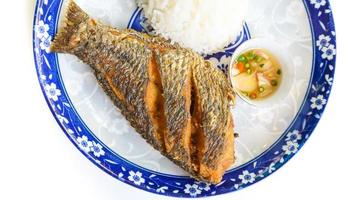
left=51, top=0, right=236, bottom=184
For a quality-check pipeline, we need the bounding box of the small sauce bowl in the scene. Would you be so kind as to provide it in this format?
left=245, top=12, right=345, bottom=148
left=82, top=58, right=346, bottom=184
left=229, top=38, right=295, bottom=107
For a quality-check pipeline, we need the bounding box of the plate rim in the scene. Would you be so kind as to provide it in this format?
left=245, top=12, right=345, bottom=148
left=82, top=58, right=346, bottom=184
left=32, top=0, right=336, bottom=197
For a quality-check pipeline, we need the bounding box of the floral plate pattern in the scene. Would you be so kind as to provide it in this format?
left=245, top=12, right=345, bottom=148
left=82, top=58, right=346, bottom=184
left=33, top=0, right=336, bottom=197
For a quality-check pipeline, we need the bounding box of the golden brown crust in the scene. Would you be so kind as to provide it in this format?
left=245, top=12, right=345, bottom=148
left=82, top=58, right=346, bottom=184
left=51, top=1, right=236, bottom=184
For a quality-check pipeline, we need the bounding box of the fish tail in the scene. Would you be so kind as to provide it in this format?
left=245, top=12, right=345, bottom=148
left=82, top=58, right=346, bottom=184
left=50, top=0, right=89, bottom=53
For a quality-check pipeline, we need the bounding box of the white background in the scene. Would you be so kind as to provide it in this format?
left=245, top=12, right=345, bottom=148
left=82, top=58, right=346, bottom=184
left=0, top=0, right=356, bottom=199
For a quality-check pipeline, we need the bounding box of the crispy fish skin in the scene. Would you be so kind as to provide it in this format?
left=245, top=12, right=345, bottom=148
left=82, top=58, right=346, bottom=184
left=192, top=59, right=236, bottom=183
left=51, top=1, right=235, bottom=184
left=154, top=49, right=195, bottom=174
left=51, top=1, right=165, bottom=151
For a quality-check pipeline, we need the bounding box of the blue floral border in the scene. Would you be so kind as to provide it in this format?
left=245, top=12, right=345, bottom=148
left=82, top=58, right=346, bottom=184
left=33, top=0, right=336, bottom=198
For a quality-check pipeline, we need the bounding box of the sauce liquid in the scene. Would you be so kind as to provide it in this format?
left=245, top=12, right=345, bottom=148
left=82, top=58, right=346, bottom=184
left=231, top=48, right=282, bottom=100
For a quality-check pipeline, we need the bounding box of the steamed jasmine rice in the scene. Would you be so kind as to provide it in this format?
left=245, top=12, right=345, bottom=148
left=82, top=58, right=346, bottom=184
left=137, top=0, right=248, bottom=54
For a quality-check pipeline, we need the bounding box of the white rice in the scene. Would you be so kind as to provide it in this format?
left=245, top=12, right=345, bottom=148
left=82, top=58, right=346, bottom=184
left=137, top=0, right=247, bottom=54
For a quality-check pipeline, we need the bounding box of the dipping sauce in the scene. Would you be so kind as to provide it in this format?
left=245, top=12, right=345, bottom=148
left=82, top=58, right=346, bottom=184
left=231, top=49, right=282, bottom=100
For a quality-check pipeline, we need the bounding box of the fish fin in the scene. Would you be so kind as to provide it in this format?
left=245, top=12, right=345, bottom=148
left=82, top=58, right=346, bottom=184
left=50, top=0, right=89, bottom=53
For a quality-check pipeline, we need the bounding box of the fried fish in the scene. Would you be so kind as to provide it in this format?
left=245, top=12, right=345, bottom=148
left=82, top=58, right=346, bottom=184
left=51, top=0, right=235, bottom=184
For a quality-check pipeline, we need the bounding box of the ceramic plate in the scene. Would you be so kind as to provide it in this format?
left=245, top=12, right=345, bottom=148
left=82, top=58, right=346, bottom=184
left=33, top=0, right=336, bottom=197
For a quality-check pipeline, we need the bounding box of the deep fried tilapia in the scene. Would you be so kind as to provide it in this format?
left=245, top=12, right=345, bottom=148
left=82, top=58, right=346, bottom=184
left=51, top=1, right=235, bottom=184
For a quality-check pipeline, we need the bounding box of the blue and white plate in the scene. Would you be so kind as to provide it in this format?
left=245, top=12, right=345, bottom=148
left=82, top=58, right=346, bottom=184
left=33, top=0, right=336, bottom=197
